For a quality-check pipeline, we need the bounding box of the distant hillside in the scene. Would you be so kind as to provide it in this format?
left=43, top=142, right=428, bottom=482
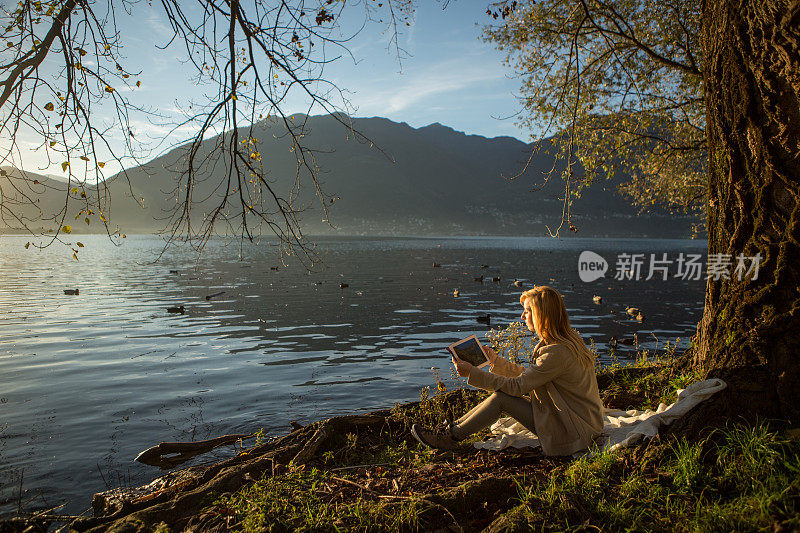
left=0, top=168, right=73, bottom=234
left=2, top=114, right=702, bottom=237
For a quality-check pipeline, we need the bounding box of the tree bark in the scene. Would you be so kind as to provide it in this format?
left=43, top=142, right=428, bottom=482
left=693, top=0, right=800, bottom=423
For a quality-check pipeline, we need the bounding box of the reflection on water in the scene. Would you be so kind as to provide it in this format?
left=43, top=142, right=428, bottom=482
left=0, top=235, right=706, bottom=514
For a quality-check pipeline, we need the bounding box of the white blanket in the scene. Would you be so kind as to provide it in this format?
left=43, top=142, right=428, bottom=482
left=472, top=378, right=727, bottom=457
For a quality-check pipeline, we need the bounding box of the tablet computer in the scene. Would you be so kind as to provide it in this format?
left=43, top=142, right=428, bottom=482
left=448, top=334, right=490, bottom=368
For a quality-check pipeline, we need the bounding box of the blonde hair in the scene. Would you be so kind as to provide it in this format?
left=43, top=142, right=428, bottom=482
left=520, top=285, right=595, bottom=369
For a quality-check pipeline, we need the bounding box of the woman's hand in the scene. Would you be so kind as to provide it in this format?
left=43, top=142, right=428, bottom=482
left=482, top=345, right=499, bottom=364
left=450, top=351, right=473, bottom=378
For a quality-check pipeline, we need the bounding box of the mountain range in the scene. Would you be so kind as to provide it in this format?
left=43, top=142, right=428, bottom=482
left=1, top=114, right=703, bottom=237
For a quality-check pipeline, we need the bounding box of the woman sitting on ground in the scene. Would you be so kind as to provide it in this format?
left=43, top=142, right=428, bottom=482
left=411, top=285, right=604, bottom=456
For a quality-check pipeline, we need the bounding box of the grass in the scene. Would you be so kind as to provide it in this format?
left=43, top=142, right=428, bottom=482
left=504, top=421, right=800, bottom=532
left=195, top=324, right=797, bottom=531
left=318, top=430, right=437, bottom=471
left=597, top=336, right=703, bottom=410
left=213, top=465, right=430, bottom=532
left=389, top=386, right=491, bottom=447
left=208, top=420, right=800, bottom=532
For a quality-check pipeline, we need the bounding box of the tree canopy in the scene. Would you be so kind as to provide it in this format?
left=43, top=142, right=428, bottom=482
left=2, top=0, right=708, bottom=253
left=0, top=0, right=412, bottom=261
left=483, top=0, right=706, bottom=234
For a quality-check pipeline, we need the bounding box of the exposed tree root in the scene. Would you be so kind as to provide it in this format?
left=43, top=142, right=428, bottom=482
left=8, top=362, right=785, bottom=532
left=67, top=413, right=403, bottom=532
left=665, top=364, right=789, bottom=441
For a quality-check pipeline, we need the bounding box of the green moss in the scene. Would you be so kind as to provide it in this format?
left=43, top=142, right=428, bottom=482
left=725, top=330, right=736, bottom=346
left=713, top=148, right=726, bottom=173
left=152, top=523, right=172, bottom=533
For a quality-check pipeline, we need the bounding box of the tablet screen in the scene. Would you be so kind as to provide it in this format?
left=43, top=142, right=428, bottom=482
left=450, top=337, right=487, bottom=367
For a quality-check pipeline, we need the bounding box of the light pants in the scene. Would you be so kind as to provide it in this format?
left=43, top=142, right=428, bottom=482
left=450, top=391, right=536, bottom=441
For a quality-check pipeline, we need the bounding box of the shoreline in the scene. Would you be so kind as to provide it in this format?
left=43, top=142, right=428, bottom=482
left=0, top=233, right=708, bottom=242
left=0, top=236, right=706, bottom=524
left=7, top=356, right=798, bottom=532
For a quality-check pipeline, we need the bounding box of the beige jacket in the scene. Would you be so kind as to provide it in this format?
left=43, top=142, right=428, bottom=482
left=467, top=339, right=604, bottom=456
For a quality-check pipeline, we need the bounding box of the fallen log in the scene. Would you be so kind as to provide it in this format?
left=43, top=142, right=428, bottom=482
left=134, top=433, right=255, bottom=469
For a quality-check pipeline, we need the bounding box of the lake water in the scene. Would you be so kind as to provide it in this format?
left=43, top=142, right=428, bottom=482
left=0, top=235, right=707, bottom=516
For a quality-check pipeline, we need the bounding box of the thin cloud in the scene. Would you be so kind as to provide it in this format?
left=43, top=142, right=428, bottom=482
left=352, top=60, right=506, bottom=115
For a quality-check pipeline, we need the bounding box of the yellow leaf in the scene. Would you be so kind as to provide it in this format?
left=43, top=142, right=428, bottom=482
left=62, top=225, right=72, bottom=234
left=105, top=86, right=114, bottom=93
left=80, top=156, right=89, bottom=161
left=24, top=242, right=30, bottom=249
left=61, top=161, right=69, bottom=172
left=136, top=80, right=141, bottom=87
left=77, top=47, right=86, bottom=56
left=104, top=44, right=110, bottom=51
left=98, top=162, right=105, bottom=168
left=44, top=102, right=54, bottom=111
left=71, top=187, right=78, bottom=194
left=73, top=253, right=78, bottom=261
left=100, top=214, right=106, bottom=222
left=122, top=234, right=126, bottom=238
left=49, top=141, right=56, bottom=147
left=85, top=217, right=90, bottom=225
left=76, top=242, right=84, bottom=247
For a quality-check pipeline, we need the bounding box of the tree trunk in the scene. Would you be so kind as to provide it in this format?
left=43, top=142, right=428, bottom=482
left=693, top=0, right=800, bottom=424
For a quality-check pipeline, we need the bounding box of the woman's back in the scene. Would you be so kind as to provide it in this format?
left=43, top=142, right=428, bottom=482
left=412, top=285, right=605, bottom=456
left=473, top=339, right=604, bottom=455
left=531, top=341, right=604, bottom=440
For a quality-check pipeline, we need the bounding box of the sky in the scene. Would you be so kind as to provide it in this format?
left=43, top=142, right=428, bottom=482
left=319, top=1, right=525, bottom=136
left=5, top=0, right=529, bottom=177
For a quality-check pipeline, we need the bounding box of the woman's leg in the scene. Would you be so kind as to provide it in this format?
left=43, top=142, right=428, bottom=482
left=454, top=400, right=484, bottom=425
left=450, top=391, right=536, bottom=440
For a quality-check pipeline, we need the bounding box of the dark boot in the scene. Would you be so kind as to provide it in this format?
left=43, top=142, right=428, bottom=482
left=411, top=423, right=462, bottom=450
